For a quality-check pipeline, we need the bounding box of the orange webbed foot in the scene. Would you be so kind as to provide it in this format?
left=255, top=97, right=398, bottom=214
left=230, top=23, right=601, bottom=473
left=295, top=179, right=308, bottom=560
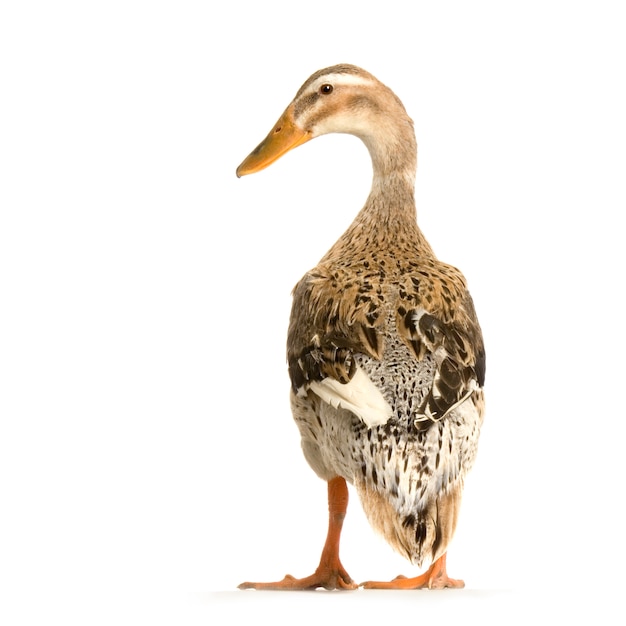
left=239, top=478, right=357, bottom=591
left=238, top=563, right=357, bottom=591
left=360, top=553, right=464, bottom=590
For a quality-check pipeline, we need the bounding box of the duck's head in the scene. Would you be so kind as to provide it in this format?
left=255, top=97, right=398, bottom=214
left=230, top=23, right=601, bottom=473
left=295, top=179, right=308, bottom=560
left=236, top=64, right=416, bottom=180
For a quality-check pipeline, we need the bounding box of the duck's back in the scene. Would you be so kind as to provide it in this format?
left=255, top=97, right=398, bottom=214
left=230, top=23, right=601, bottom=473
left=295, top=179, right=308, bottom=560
left=287, top=236, right=484, bottom=566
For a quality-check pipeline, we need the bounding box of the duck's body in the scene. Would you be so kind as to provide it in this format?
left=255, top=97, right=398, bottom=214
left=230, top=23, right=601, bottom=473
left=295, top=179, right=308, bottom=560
left=237, top=64, right=485, bottom=590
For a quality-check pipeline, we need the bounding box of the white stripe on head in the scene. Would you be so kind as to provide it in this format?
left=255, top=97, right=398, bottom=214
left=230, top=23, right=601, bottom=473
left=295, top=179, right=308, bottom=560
left=309, top=73, right=375, bottom=92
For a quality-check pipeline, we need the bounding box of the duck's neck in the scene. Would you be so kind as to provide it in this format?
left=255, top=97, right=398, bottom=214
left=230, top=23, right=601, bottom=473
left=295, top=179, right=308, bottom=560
left=360, top=118, right=421, bottom=224
left=321, top=116, right=436, bottom=263
left=366, top=124, right=417, bottom=191
left=322, top=160, right=435, bottom=264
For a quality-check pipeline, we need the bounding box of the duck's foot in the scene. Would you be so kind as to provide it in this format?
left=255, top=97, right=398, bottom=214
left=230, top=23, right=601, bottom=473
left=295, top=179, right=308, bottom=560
left=238, top=477, right=357, bottom=591
left=239, top=563, right=357, bottom=591
left=361, top=553, right=464, bottom=590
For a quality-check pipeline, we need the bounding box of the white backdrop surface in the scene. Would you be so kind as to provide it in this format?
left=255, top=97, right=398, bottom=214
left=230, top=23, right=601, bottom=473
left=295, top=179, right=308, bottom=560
left=1, top=1, right=624, bottom=624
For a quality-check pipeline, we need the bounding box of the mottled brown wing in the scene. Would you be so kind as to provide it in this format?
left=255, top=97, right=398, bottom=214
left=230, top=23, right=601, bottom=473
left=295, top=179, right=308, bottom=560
left=398, top=290, right=486, bottom=430
left=287, top=268, right=384, bottom=395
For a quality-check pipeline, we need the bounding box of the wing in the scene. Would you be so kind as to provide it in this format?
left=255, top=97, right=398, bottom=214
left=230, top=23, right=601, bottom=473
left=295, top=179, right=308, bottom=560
left=287, top=267, right=393, bottom=428
left=396, top=263, right=486, bottom=430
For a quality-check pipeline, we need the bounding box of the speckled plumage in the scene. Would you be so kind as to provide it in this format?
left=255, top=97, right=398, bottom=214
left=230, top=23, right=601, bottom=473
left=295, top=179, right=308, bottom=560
left=288, top=206, right=485, bottom=568
left=237, top=64, right=486, bottom=588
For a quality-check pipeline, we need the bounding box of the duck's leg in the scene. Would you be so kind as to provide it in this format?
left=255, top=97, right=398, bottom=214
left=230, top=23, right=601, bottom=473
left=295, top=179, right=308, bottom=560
left=361, top=552, right=464, bottom=590
left=239, top=476, right=357, bottom=590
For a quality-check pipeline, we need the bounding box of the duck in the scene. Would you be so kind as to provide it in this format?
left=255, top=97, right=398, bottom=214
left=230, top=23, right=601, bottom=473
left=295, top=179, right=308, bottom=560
left=236, top=64, right=486, bottom=590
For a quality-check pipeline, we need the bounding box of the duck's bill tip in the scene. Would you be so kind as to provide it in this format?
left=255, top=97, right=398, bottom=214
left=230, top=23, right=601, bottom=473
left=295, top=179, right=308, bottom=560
left=236, top=108, right=311, bottom=178
left=235, top=157, right=263, bottom=177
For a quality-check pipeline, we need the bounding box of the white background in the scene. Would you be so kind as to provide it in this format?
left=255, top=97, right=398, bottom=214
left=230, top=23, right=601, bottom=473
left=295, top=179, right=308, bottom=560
left=2, top=1, right=625, bottom=624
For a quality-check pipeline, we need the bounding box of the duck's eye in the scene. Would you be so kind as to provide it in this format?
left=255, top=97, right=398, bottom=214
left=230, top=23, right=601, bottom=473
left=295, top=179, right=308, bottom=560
left=319, top=84, right=333, bottom=95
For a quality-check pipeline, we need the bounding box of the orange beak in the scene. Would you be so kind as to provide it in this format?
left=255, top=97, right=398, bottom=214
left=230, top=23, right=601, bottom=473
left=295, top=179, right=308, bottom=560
left=236, top=105, right=311, bottom=177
